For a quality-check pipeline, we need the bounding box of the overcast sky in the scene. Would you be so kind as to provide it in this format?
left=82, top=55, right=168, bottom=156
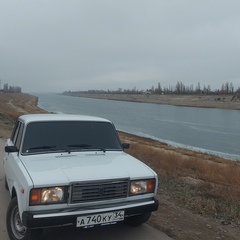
left=0, top=0, right=240, bottom=93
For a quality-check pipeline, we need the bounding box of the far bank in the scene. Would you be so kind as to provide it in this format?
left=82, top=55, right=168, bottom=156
left=62, top=92, right=240, bottom=110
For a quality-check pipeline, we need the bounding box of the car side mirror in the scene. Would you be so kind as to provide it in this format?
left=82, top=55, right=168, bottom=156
left=5, top=146, right=18, bottom=153
left=122, top=143, right=130, bottom=149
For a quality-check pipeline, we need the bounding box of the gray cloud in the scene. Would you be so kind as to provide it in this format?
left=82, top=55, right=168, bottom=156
left=0, top=0, right=240, bottom=92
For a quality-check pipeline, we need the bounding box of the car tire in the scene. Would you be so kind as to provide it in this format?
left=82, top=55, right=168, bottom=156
left=6, top=197, right=43, bottom=240
left=5, top=177, right=9, bottom=191
left=124, top=212, right=151, bottom=226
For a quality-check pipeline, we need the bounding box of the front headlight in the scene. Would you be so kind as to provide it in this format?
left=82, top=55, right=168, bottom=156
left=30, top=187, right=67, bottom=205
left=130, top=179, right=156, bottom=195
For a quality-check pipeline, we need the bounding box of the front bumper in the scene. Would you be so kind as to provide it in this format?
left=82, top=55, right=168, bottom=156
left=22, top=198, right=159, bottom=229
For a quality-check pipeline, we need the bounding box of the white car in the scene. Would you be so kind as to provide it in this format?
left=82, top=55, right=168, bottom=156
left=3, top=114, right=158, bottom=240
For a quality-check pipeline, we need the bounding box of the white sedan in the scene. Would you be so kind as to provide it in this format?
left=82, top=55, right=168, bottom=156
left=4, top=114, right=158, bottom=240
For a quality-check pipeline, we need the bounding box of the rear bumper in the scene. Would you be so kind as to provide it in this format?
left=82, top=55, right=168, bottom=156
left=22, top=198, right=159, bottom=228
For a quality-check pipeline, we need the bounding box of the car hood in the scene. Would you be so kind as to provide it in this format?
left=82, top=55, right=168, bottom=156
left=20, top=151, right=156, bottom=187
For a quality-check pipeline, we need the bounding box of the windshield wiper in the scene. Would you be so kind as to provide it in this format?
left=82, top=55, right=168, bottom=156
left=68, top=144, right=92, bottom=148
left=90, top=147, right=106, bottom=153
left=67, top=144, right=106, bottom=153
left=28, top=145, right=57, bottom=151
left=66, top=144, right=91, bottom=153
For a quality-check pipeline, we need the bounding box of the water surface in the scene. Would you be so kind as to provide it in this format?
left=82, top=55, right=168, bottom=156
left=34, top=93, right=240, bottom=160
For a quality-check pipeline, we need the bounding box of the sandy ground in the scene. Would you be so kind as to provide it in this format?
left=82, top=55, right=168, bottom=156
left=0, top=92, right=240, bottom=240
left=65, top=93, right=240, bottom=110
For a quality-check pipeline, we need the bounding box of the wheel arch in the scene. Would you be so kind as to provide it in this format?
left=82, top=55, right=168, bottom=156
left=11, top=186, right=17, bottom=199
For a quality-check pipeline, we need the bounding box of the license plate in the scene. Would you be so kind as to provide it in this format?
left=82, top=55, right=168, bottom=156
left=76, top=211, right=125, bottom=227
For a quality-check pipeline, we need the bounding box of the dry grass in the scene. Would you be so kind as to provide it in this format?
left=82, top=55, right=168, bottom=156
left=119, top=131, right=240, bottom=221
left=0, top=93, right=47, bottom=138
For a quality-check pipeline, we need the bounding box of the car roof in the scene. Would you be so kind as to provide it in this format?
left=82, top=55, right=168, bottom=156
left=18, top=114, right=111, bottom=124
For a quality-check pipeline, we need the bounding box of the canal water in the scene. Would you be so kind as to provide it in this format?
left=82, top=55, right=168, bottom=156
left=34, top=93, right=240, bottom=160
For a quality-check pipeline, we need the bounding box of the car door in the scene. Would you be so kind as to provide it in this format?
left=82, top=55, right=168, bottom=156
left=4, top=120, right=24, bottom=192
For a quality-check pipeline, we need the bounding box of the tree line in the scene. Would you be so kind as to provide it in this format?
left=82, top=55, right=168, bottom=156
left=63, top=81, right=240, bottom=95
left=151, top=81, right=237, bottom=95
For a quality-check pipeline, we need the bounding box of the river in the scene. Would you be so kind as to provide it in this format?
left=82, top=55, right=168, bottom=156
left=34, top=93, right=240, bottom=160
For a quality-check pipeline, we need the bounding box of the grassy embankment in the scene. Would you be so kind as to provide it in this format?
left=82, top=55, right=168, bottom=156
left=119, top=132, right=240, bottom=222
left=1, top=93, right=240, bottom=222
left=0, top=93, right=47, bottom=138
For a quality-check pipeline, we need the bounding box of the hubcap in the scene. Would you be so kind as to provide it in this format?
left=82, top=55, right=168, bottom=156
left=11, top=205, right=27, bottom=239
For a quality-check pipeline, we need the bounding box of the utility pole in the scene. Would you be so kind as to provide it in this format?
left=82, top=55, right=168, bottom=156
left=0, top=79, right=2, bottom=90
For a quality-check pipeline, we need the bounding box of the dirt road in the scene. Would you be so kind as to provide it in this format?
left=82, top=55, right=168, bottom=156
left=0, top=138, right=173, bottom=240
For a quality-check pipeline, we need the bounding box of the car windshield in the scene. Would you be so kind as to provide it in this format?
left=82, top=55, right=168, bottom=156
left=21, top=121, right=122, bottom=154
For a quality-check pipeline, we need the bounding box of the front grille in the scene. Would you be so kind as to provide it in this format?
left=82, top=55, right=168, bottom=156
left=70, top=179, right=129, bottom=203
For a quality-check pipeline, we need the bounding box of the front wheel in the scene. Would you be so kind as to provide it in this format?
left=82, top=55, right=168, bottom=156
left=6, top=197, right=42, bottom=240
left=124, top=212, right=151, bottom=226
